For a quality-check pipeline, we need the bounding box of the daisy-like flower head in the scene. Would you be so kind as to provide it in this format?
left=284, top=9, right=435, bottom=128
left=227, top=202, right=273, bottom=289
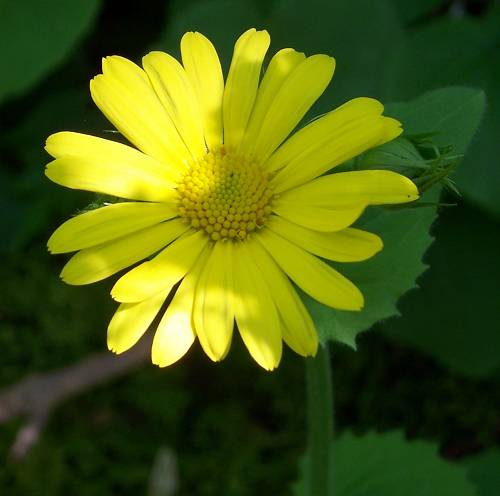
left=45, top=28, right=418, bottom=370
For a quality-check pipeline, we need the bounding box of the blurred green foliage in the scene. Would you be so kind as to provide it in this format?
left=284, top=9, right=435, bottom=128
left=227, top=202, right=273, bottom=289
left=0, top=0, right=100, bottom=105
left=0, top=0, right=499, bottom=494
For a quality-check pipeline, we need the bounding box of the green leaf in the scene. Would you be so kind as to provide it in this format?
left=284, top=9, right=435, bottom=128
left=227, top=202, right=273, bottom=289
left=294, top=431, right=477, bottom=496
left=463, top=449, right=500, bottom=496
left=376, top=87, right=496, bottom=377
left=302, top=190, right=437, bottom=347
left=0, top=0, right=101, bottom=105
left=384, top=9, right=500, bottom=216
left=381, top=202, right=500, bottom=377
left=386, top=87, right=486, bottom=156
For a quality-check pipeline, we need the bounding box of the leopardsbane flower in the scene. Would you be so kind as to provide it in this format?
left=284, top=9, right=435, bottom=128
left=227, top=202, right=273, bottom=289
left=46, top=28, right=418, bottom=370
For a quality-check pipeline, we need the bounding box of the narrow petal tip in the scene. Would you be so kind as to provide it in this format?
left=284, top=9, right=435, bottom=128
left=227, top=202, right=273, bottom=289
left=375, top=238, right=384, bottom=255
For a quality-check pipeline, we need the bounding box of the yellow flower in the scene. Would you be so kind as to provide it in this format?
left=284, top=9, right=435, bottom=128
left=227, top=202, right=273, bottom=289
left=45, top=28, right=418, bottom=370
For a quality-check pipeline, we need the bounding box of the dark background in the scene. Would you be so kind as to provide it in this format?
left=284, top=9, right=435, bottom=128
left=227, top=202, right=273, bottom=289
left=0, top=0, right=499, bottom=494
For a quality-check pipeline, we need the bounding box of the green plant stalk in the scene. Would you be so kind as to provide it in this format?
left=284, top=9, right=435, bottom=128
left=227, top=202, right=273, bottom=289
left=305, top=343, right=334, bottom=496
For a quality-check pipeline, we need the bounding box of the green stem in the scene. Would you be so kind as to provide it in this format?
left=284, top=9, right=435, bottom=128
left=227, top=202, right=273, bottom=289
left=305, top=343, right=334, bottom=496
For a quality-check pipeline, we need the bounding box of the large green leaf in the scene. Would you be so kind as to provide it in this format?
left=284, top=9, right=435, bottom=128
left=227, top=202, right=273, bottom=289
left=0, top=0, right=101, bottom=105
left=382, top=201, right=500, bottom=377
left=378, top=88, right=496, bottom=377
left=463, top=449, right=500, bottom=496
left=294, top=431, right=477, bottom=496
left=384, top=9, right=500, bottom=216
left=386, top=87, right=486, bottom=156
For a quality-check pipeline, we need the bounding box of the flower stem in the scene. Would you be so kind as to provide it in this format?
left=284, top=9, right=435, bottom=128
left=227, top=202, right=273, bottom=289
left=305, top=343, right=334, bottom=496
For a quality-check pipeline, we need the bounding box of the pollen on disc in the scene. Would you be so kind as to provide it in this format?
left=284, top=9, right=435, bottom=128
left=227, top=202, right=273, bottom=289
left=176, top=147, right=274, bottom=241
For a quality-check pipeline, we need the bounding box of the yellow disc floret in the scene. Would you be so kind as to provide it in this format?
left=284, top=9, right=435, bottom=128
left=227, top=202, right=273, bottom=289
left=176, top=147, right=274, bottom=241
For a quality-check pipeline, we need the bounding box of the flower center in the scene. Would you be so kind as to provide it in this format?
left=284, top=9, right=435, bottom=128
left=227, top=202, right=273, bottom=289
left=176, top=147, right=273, bottom=241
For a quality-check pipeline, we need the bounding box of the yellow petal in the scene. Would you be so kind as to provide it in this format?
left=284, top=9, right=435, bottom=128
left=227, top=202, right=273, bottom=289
left=193, top=241, right=234, bottom=362
left=268, top=216, right=383, bottom=262
left=142, top=51, right=206, bottom=158
left=45, top=132, right=179, bottom=201
left=265, top=97, right=384, bottom=174
left=273, top=202, right=366, bottom=232
left=248, top=239, right=318, bottom=357
left=265, top=96, right=403, bottom=194
left=152, top=247, right=210, bottom=367
left=107, top=291, right=167, bottom=354
left=232, top=242, right=282, bottom=371
left=61, top=219, right=189, bottom=285
left=181, top=32, right=224, bottom=150
left=222, top=28, right=270, bottom=151
left=271, top=115, right=402, bottom=193
left=111, top=230, right=208, bottom=303
left=277, top=170, right=419, bottom=207
left=246, top=54, right=335, bottom=161
left=48, top=202, right=178, bottom=253
left=257, top=228, right=364, bottom=311
left=240, top=48, right=306, bottom=154
left=90, top=56, right=191, bottom=167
